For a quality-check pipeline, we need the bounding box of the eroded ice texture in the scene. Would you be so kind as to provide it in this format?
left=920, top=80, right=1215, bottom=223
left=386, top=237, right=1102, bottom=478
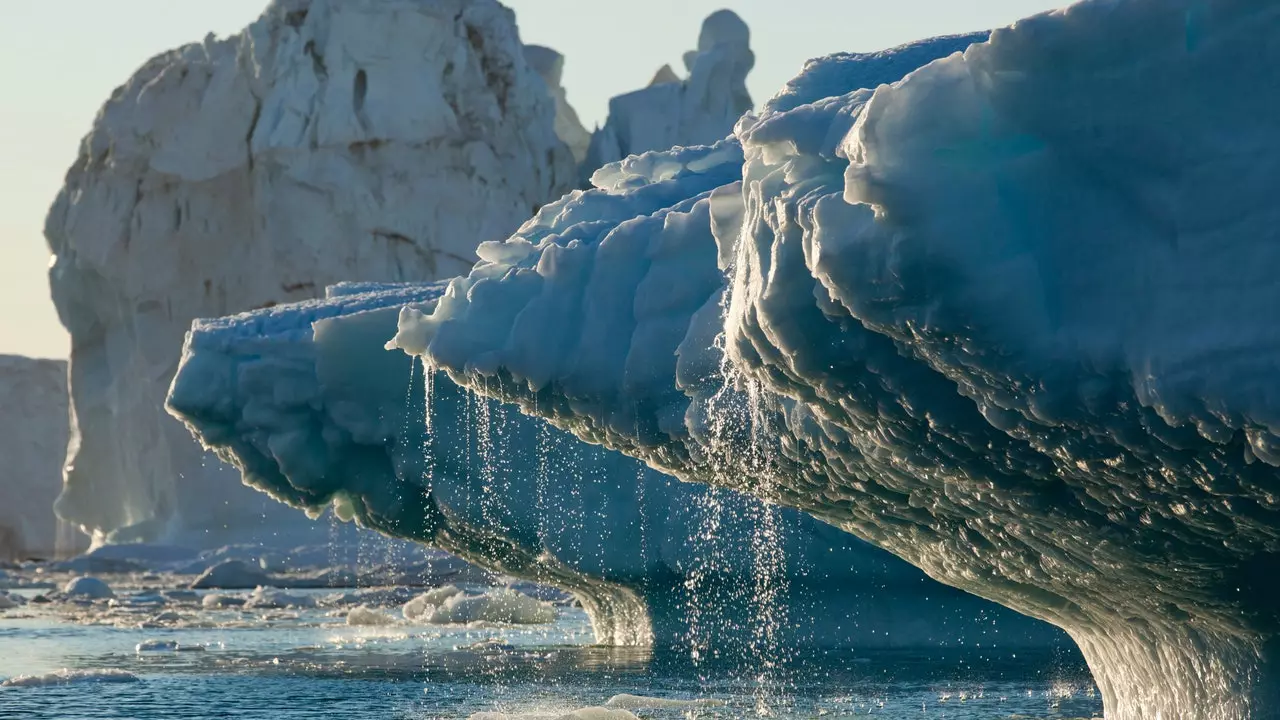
left=45, top=0, right=577, bottom=546
left=379, top=2, right=1280, bottom=717
left=168, top=281, right=1065, bottom=651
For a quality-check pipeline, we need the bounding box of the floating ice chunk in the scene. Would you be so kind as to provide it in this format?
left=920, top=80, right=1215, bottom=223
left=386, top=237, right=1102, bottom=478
left=0, top=594, right=19, bottom=610
left=190, top=560, right=274, bottom=589
left=401, top=585, right=464, bottom=621
left=135, top=639, right=179, bottom=652
left=244, top=587, right=314, bottom=609
left=604, top=694, right=726, bottom=709
left=1, top=669, right=139, bottom=687
left=404, top=587, right=555, bottom=625
left=431, top=590, right=556, bottom=625
left=63, top=576, right=114, bottom=599
left=345, top=605, right=399, bottom=626
left=469, top=710, right=639, bottom=720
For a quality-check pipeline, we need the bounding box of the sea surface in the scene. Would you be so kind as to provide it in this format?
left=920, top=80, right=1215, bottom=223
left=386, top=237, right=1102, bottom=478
left=0, top=582, right=1103, bottom=719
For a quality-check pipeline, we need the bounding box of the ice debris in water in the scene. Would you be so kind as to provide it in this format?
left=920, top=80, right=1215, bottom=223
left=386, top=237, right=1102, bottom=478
left=469, top=710, right=639, bottom=720
left=368, top=0, right=1280, bottom=717
left=604, top=694, right=726, bottom=709
left=345, top=606, right=399, bottom=627
left=2, top=669, right=139, bottom=687
left=62, top=576, right=114, bottom=599
left=135, top=640, right=180, bottom=652
left=403, top=586, right=556, bottom=625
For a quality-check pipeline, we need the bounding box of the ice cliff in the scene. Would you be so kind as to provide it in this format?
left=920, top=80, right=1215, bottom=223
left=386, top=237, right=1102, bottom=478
left=583, top=10, right=756, bottom=177
left=0, top=356, right=75, bottom=560
left=167, top=281, right=1066, bottom=651
left=45, top=0, right=576, bottom=545
left=335, top=1, right=1274, bottom=716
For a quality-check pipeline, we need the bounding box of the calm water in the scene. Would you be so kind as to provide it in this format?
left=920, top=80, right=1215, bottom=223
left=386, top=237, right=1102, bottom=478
left=0, top=585, right=1102, bottom=719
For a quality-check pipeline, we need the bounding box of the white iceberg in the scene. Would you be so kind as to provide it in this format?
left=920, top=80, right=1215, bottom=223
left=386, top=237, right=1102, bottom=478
left=166, top=32, right=1066, bottom=658
left=45, top=0, right=577, bottom=548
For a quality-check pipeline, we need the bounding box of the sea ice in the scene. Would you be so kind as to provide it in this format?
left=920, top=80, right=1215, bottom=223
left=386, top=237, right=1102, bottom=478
left=189, top=560, right=274, bottom=590
left=1, top=669, right=139, bottom=688
left=62, top=577, right=114, bottom=599
left=346, top=605, right=399, bottom=627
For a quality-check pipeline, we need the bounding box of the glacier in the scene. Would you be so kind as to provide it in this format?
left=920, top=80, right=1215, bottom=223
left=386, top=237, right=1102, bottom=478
left=168, top=279, right=1066, bottom=651
left=45, top=0, right=577, bottom=545
left=299, top=0, right=1274, bottom=717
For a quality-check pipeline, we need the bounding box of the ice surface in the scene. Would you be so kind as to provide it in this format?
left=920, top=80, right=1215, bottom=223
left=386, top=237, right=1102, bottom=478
left=364, top=1, right=1280, bottom=716
left=1, top=669, right=139, bottom=688
left=45, top=0, right=577, bottom=547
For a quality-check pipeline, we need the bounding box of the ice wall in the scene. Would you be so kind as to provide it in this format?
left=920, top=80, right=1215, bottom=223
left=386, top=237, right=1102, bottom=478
left=582, top=10, right=756, bottom=176
left=0, top=356, right=77, bottom=560
left=45, top=0, right=576, bottom=545
left=168, top=281, right=1067, bottom=651
left=379, top=2, right=1280, bottom=717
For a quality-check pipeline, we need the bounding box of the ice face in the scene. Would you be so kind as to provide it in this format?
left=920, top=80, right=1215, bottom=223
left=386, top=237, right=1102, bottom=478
left=376, top=2, right=1280, bottom=716
left=167, top=279, right=1067, bottom=653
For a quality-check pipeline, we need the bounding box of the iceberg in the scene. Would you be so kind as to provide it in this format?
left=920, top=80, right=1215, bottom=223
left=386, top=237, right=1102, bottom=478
left=347, top=1, right=1275, bottom=717
left=168, top=279, right=1066, bottom=651
left=45, top=0, right=577, bottom=546
left=582, top=10, right=757, bottom=176
left=0, top=355, right=75, bottom=560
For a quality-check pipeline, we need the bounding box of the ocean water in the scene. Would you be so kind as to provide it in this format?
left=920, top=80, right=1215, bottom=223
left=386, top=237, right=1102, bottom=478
left=0, top=583, right=1102, bottom=719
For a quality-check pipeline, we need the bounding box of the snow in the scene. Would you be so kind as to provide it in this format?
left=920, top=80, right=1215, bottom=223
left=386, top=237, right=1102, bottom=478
left=1, top=669, right=139, bottom=688
left=45, top=0, right=577, bottom=548
left=583, top=10, right=754, bottom=175
left=0, top=356, right=72, bottom=560
left=62, top=577, right=114, bottom=599
left=361, top=1, right=1280, bottom=717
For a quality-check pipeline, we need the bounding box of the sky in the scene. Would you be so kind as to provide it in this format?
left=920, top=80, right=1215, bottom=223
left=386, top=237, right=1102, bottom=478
left=0, top=0, right=1067, bottom=360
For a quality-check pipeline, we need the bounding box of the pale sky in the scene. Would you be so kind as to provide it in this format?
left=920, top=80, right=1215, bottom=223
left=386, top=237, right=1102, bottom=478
left=0, top=0, right=1066, bottom=360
